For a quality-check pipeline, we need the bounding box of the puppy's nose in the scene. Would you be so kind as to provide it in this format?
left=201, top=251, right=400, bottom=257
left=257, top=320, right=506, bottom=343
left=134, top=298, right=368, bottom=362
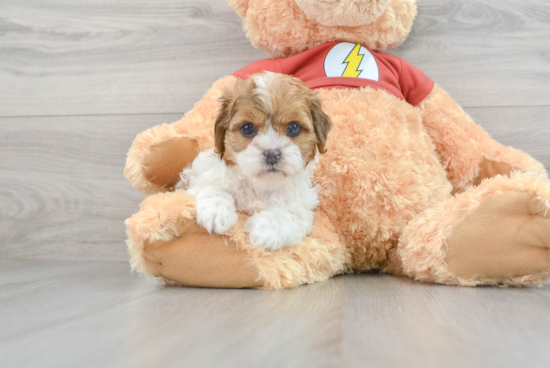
left=263, top=149, right=281, bottom=165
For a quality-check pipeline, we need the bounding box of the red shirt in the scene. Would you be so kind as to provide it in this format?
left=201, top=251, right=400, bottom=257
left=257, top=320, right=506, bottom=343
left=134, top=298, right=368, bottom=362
left=233, top=41, right=434, bottom=107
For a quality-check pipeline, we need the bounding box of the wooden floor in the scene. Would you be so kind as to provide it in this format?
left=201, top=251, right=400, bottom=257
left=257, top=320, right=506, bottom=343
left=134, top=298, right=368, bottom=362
left=0, top=261, right=548, bottom=368
left=1, top=0, right=550, bottom=366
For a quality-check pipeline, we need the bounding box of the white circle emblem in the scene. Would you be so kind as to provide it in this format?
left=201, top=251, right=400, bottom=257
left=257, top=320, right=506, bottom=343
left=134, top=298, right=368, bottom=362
left=324, top=42, right=379, bottom=81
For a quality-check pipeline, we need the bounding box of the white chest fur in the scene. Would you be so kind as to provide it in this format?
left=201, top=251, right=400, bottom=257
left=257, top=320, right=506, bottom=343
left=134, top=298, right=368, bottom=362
left=176, top=150, right=320, bottom=250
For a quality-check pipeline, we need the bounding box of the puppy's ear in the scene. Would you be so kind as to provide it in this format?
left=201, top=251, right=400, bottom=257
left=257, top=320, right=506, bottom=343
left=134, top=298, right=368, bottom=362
left=310, top=95, right=332, bottom=154
left=215, top=90, right=236, bottom=158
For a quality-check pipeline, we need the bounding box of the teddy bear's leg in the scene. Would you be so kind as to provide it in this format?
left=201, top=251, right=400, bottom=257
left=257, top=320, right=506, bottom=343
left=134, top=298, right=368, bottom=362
left=124, top=76, right=240, bottom=195
left=393, top=172, right=550, bottom=287
left=417, top=85, right=545, bottom=193
left=126, top=191, right=346, bottom=289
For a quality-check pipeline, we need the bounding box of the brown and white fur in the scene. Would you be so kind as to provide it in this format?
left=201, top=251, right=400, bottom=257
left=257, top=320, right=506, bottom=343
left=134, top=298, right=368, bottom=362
left=176, top=72, right=332, bottom=250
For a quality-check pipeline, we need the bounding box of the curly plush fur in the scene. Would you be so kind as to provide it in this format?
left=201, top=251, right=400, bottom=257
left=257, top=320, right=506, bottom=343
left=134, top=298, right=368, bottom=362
left=230, top=0, right=418, bottom=57
left=295, top=0, right=391, bottom=27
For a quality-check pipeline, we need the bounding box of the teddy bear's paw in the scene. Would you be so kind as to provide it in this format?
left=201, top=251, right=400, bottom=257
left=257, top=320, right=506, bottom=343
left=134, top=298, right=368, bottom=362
left=244, top=210, right=308, bottom=250
left=194, top=190, right=238, bottom=235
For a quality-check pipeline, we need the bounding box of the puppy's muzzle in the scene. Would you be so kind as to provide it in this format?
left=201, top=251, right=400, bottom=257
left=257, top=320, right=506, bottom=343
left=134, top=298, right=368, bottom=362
left=263, top=149, right=282, bottom=166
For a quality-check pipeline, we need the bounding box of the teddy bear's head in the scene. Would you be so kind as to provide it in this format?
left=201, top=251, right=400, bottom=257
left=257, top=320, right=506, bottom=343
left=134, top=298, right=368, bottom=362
left=228, top=0, right=418, bottom=57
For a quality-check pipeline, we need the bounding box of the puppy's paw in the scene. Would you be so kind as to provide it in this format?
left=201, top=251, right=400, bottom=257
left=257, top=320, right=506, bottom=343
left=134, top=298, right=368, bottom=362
left=245, top=210, right=305, bottom=250
left=195, top=191, right=238, bottom=235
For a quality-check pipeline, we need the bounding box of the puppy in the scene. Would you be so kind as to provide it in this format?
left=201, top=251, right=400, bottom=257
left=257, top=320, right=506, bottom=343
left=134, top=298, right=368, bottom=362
left=176, top=72, right=332, bottom=250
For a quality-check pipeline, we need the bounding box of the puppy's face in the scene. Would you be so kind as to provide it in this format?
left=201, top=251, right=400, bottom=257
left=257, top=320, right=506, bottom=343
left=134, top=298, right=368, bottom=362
left=215, top=73, right=332, bottom=187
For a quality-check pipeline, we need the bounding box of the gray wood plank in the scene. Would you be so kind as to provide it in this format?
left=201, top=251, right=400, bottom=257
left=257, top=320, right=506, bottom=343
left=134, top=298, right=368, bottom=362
left=1, top=0, right=549, bottom=118
left=0, top=0, right=266, bottom=117
left=394, top=0, right=550, bottom=108
left=0, top=114, right=181, bottom=261
left=343, top=275, right=550, bottom=368
left=1, top=108, right=549, bottom=261
left=465, top=106, right=550, bottom=166
left=0, top=261, right=548, bottom=368
left=0, top=261, right=344, bottom=368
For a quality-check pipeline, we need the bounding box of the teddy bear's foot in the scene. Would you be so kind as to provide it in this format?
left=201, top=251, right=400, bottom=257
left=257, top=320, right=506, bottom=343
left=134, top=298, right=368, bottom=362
left=126, top=191, right=346, bottom=289
left=126, top=191, right=262, bottom=288
left=444, top=191, right=550, bottom=283
left=397, top=172, right=550, bottom=287
left=139, top=224, right=263, bottom=289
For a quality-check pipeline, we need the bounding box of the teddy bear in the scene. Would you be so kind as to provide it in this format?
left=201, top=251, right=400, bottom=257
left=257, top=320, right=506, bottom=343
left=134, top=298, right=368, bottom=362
left=124, top=0, right=550, bottom=289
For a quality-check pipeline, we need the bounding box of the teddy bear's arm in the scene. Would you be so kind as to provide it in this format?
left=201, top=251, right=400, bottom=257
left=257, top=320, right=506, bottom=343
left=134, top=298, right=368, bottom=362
left=124, top=75, right=240, bottom=195
left=416, top=85, right=545, bottom=192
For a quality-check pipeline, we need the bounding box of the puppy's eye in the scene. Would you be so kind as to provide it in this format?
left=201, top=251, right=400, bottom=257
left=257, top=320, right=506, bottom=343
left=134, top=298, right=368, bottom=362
left=287, top=123, right=302, bottom=137
left=240, top=123, right=257, bottom=138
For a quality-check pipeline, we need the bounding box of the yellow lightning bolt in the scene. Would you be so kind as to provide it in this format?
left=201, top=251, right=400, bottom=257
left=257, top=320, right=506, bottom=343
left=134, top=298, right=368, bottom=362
left=342, top=44, right=364, bottom=78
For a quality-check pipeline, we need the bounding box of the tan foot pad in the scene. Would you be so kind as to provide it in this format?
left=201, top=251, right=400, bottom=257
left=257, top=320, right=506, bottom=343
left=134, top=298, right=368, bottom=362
left=142, top=137, right=200, bottom=189
left=473, top=159, right=513, bottom=186
left=142, top=221, right=263, bottom=289
left=445, top=192, right=550, bottom=281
